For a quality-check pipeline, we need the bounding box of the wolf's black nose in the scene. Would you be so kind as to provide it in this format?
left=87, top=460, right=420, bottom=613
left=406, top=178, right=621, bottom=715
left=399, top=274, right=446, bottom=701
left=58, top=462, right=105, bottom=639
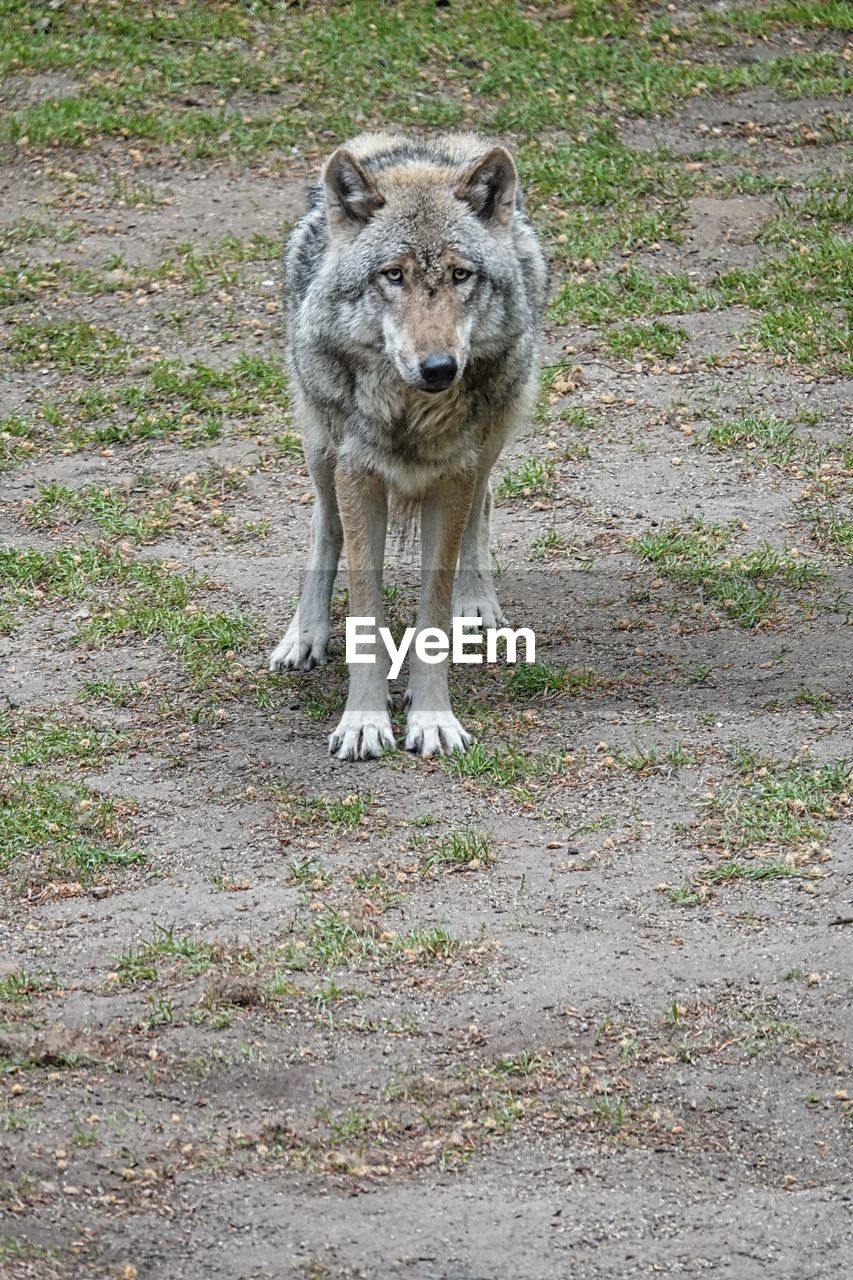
left=420, top=353, right=458, bottom=390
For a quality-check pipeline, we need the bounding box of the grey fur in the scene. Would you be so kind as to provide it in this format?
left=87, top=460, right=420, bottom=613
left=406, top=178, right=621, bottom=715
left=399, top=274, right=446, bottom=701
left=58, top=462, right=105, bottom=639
left=269, top=131, right=547, bottom=760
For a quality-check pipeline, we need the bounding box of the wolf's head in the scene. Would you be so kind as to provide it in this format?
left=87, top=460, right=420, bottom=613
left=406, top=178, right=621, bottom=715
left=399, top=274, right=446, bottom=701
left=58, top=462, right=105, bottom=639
left=321, top=144, right=520, bottom=394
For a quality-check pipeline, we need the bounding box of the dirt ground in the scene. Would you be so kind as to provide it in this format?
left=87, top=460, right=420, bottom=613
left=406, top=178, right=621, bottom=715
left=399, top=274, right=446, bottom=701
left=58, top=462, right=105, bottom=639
left=1, top=4, right=851, bottom=1279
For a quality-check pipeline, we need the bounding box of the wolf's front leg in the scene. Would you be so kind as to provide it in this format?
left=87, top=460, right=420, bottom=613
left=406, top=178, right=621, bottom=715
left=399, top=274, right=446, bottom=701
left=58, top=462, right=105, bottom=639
left=330, top=461, right=395, bottom=761
left=406, top=473, right=476, bottom=757
left=270, top=446, right=342, bottom=672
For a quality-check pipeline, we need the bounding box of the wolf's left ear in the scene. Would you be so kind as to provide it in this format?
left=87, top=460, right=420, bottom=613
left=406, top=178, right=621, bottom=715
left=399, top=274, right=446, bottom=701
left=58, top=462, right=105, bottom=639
left=324, top=148, right=384, bottom=230
left=455, top=146, right=517, bottom=227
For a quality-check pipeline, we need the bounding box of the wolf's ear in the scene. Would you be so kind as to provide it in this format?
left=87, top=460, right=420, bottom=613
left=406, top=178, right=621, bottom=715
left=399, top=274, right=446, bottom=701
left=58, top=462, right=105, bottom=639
left=455, top=146, right=517, bottom=227
left=324, top=148, right=384, bottom=230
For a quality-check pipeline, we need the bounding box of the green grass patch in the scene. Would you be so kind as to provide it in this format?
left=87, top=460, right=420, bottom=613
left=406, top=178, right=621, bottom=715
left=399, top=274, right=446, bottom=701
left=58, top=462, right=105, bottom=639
left=416, top=828, right=495, bottom=872
left=505, top=662, right=598, bottom=698
left=0, top=775, right=142, bottom=882
left=278, top=911, right=465, bottom=974
left=78, top=678, right=148, bottom=707
left=116, top=924, right=218, bottom=985
left=2, top=1, right=848, bottom=158
left=495, top=458, right=555, bottom=502
left=0, top=217, right=77, bottom=251
left=445, top=741, right=564, bottom=792
left=705, top=411, right=831, bottom=473
left=604, top=320, right=688, bottom=361
left=797, top=489, right=853, bottom=558
left=0, top=415, right=39, bottom=472
left=3, top=354, right=291, bottom=458
left=23, top=464, right=249, bottom=544
left=703, top=858, right=810, bottom=884
left=276, top=788, right=372, bottom=834
left=0, top=544, right=261, bottom=685
left=618, top=742, right=692, bottom=773
left=0, top=971, right=57, bottom=1004
left=9, top=321, right=134, bottom=373
left=0, top=711, right=123, bottom=766
left=708, top=752, right=850, bottom=851
left=715, top=228, right=852, bottom=373
left=170, top=233, right=280, bottom=294
left=634, top=520, right=824, bottom=628
left=552, top=265, right=703, bottom=326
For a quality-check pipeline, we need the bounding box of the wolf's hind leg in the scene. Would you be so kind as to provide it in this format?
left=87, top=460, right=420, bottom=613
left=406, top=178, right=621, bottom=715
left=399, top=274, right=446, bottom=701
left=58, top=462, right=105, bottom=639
left=454, top=466, right=507, bottom=630
left=269, top=447, right=342, bottom=672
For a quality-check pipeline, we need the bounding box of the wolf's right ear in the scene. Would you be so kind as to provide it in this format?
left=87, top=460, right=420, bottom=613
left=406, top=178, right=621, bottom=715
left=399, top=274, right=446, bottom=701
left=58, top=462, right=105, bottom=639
left=324, top=149, right=384, bottom=231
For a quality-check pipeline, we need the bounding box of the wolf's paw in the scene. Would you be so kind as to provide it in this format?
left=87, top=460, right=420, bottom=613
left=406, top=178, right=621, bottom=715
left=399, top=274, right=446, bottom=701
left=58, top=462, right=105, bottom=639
left=452, top=592, right=507, bottom=630
left=329, top=712, right=396, bottom=762
left=405, top=710, right=471, bottom=757
left=269, top=620, right=329, bottom=672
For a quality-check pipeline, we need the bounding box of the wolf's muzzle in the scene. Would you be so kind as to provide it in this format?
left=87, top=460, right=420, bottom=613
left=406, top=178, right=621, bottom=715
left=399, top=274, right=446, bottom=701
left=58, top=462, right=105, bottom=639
left=419, top=353, right=458, bottom=392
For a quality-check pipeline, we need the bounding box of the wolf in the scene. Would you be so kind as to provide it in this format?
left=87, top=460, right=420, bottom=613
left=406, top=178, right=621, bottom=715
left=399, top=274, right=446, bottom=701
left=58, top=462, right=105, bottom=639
left=269, top=131, right=547, bottom=760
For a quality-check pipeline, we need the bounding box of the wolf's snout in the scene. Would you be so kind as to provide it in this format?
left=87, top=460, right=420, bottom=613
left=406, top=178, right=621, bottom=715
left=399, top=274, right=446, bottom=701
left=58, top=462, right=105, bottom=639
left=419, top=353, right=458, bottom=391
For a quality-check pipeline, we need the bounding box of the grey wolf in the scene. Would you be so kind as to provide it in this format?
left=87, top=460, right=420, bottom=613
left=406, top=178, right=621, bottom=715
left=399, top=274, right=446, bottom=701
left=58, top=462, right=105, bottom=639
left=269, top=131, right=547, bottom=760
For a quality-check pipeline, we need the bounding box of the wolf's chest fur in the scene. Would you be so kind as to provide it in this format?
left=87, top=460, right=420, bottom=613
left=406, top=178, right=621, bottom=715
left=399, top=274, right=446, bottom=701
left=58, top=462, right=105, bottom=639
left=344, top=365, right=482, bottom=491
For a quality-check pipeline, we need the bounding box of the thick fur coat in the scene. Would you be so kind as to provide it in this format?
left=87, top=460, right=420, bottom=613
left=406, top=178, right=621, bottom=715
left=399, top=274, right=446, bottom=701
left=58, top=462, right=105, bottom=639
left=270, top=132, right=547, bottom=760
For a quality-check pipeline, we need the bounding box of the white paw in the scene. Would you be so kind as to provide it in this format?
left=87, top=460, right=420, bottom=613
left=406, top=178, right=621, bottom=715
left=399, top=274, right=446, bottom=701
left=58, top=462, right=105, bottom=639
left=329, top=712, right=396, bottom=761
left=453, top=591, right=507, bottom=630
left=269, top=618, right=329, bottom=672
left=405, top=709, right=471, bottom=757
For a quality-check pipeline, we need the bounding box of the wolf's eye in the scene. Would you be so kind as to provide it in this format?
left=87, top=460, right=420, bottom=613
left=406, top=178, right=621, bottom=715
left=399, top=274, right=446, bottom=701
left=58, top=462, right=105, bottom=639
left=452, top=267, right=472, bottom=283
left=382, top=267, right=404, bottom=284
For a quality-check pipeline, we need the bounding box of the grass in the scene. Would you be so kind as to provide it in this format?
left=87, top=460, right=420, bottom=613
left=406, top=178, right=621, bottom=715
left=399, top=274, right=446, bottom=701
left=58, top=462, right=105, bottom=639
left=619, top=742, right=692, bottom=773
left=277, top=789, right=372, bottom=834
left=715, top=227, right=852, bottom=373
left=0, top=971, right=56, bottom=1004
left=704, top=858, right=809, bottom=884
left=797, top=487, right=853, bottom=557
left=552, top=265, right=702, bottom=326
left=277, top=913, right=465, bottom=975
left=604, top=320, right=688, bottom=361
left=116, top=924, right=217, bottom=985
left=794, top=688, right=836, bottom=714
left=9, top=321, right=134, bottom=373
left=1, top=545, right=261, bottom=687
left=708, top=753, right=850, bottom=852
left=666, top=752, right=850, bottom=904
left=0, top=217, right=77, bottom=250
left=552, top=197, right=851, bottom=372
left=0, top=231, right=286, bottom=308
left=417, top=829, right=495, bottom=872
left=6, top=354, right=291, bottom=455
left=0, top=1, right=846, bottom=371
left=505, top=662, right=598, bottom=698
left=444, top=742, right=529, bottom=788
left=23, top=465, right=250, bottom=544
left=0, top=711, right=123, bottom=766
left=78, top=678, right=148, bottom=706
left=0, top=415, right=39, bottom=473
left=0, top=709, right=139, bottom=884
left=3, top=1, right=847, bottom=157
left=634, top=520, right=824, bottom=628
left=495, top=458, right=555, bottom=502
left=705, top=411, right=824, bottom=470
left=0, top=775, right=142, bottom=882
